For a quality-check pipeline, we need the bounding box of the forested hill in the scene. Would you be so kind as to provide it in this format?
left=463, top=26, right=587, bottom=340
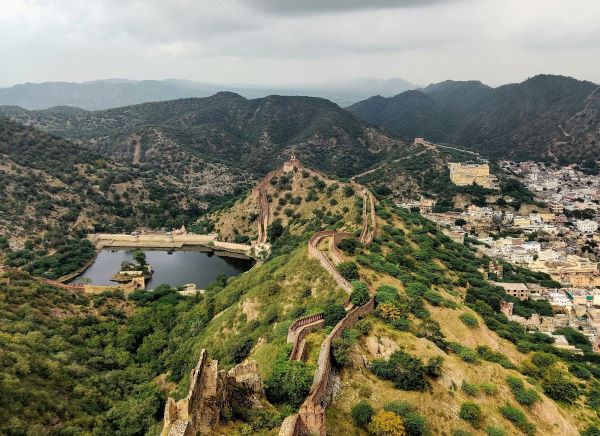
left=0, top=117, right=245, bottom=267
left=0, top=92, right=409, bottom=178
left=348, top=74, right=600, bottom=163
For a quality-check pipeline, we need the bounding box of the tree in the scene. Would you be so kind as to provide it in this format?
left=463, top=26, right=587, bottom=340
left=323, top=303, right=346, bottom=326
left=132, top=250, right=147, bottom=266
left=350, top=281, right=370, bottom=306
left=267, top=219, right=284, bottom=242
left=337, top=261, right=359, bottom=280
left=265, top=356, right=313, bottom=408
left=371, top=350, right=428, bottom=391
left=339, top=237, right=359, bottom=254
left=351, top=400, right=374, bottom=427
left=368, top=410, right=405, bottom=436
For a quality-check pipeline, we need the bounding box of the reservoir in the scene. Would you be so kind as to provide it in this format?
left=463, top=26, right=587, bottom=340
left=72, top=249, right=254, bottom=289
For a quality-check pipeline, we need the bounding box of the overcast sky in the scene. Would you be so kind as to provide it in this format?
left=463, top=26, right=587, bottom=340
left=2, top=0, right=600, bottom=87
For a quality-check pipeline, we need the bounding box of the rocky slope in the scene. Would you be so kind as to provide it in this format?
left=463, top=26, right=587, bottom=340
left=349, top=74, right=600, bottom=163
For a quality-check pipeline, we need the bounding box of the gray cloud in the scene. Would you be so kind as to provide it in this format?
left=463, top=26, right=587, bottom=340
left=243, top=0, right=466, bottom=15
left=1, top=0, right=599, bottom=87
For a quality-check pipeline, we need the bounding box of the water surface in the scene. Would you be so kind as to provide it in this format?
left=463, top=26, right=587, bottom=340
left=72, top=249, right=253, bottom=289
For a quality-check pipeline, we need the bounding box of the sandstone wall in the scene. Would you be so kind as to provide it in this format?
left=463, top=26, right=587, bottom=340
left=280, top=297, right=375, bottom=436
left=308, top=231, right=353, bottom=295
left=162, top=351, right=264, bottom=436
left=287, top=313, right=326, bottom=361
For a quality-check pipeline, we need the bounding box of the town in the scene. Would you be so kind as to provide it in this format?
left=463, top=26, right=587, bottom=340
left=402, top=160, right=600, bottom=354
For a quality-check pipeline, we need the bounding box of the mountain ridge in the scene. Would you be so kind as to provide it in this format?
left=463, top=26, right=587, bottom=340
left=349, top=74, right=600, bottom=163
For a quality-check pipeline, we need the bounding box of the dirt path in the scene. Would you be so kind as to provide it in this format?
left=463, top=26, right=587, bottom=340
left=132, top=135, right=142, bottom=164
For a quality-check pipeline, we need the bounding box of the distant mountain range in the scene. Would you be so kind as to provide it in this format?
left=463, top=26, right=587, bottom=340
left=348, top=74, right=600, bottom=163
left=0, top=77, right=417, bottom=110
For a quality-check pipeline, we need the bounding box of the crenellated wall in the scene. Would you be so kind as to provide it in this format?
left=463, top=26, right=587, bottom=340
left=279, top=297, right=375, bottom=436
left=287, top=313, right=326, bottom=361
left=308, top=231, right=353, bottom=295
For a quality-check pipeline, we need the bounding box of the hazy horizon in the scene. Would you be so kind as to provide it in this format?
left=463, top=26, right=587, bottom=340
left=3, top=0, right=600, bottom=88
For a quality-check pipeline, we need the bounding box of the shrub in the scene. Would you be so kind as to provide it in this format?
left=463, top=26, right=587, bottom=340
left=332, top=337, right=353, bottom=367
left=462, top=381, right=480, bottom=397
left=337, top=262, right=359, bottom=280
left=499, top=404, right=535, bottom=435
left=376, top=302, right=402, bottom=321
left=384, top=401, right=414, bottom=417
left=582, top=425, right=600, bottom=436
left=403, top=412, right=428, bottom=436
left=542, top=369, right=579, bottom=402
left=368, top=411, right=405, bottom=436
left=375, top=285, right=400, bottom=305
left=338, top=238, right=358, bottom=254
left=506, top=376, right=539, bottom=407
left=485, top=426, right=507, bottom=436
left=355, top=319, right=372, bottom=335
left=531, top=351, right=558, bottom=369
left=265, top=354, right=313, bottom=408
left=459, top=402, right=482, bottom=428
left=425, top=356, right=444, bottom=378
left=476, top=346, right=514, bottom=369
left=480, top=382, right=498, bottom=396
left=323, top=303, right=346, bottom=326
left=459, top=312, right=479, bottom=328
left=569, top=363, right=592, bottom=380
left=453, top=430, right=473, bottom=436
left=350, top=281, right=370, bottom=307
left=371, top=350, right=427, bottom=391
left=351, top=400, right=374, bottom=427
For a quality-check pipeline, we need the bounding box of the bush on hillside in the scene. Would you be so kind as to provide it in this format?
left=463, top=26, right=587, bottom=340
left=459, top=312, right=479, bottom=328
left=459, top=402, right=482, bottom=428
left=351, top=400, right=374, bottom=427
left=506, top=376, right=539, bottom=407
left=265, top=352, right=314, bottom=408
left=542, top=369, right=579, bottom=402
left=371, top=350, right=428, bottom=391
left=499, top=404, right=535, bottom=435
left=350, top=281, right=370, bottom=306
left=338, top=237, right=359, bottom=254
left=323, top=303, right=346, bottom=326
left=368, top=411, right=405, bottom=436
left=337, top=261, right=359, bottom=280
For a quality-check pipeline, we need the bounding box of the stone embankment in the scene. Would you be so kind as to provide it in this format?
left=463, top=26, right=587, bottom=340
left=88, top=233, right=260, bottom=260
left=162, top=350, right=264, bottom=436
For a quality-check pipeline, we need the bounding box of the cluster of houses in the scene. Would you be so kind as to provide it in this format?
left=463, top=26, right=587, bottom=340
left=495, top=275, right=600, bottom=355
left=399, top=159, right=600, bottom=355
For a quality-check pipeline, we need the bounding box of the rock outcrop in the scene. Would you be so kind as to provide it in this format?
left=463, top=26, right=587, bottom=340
left=161, top=350, right=264, bottom=436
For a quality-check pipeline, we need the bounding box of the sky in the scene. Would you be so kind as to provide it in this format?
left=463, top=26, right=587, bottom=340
left=2, top=0, right=600, bottom=87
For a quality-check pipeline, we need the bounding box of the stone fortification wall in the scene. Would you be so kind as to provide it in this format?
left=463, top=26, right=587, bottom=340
left=162, top=350, right=263, bottom=436
left=308, top=231, right=353, bottom=295
left=279, top=297, right=375, bottom=436
left=287, top=313, right=326, bottom=361
left=253, top=167, right=283, bottom=244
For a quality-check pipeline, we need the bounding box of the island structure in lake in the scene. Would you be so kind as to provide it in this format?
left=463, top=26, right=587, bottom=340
left=110, top=249, right=152, bottom=286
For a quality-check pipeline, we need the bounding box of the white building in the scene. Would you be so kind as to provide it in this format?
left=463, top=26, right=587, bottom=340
left=576, top=220, right=599, bottom=234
